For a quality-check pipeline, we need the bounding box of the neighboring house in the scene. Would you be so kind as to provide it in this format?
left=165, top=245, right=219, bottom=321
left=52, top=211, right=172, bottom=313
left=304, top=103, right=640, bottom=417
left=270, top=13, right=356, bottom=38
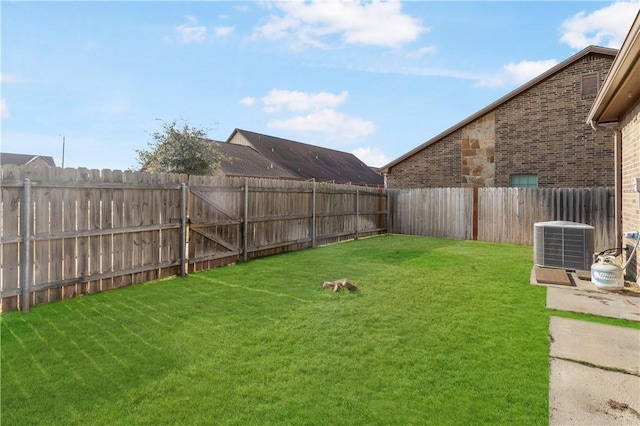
left=220, top=129, right=383, bottom=186
left=0, top=152, right=56, bottom=167
left=381, top=46, right=617, bottom=189
left=587, top=11, right=640, bottom=284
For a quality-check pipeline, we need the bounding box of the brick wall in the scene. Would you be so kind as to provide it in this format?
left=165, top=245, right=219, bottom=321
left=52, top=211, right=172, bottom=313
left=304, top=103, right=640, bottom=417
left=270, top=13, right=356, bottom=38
left=387, top=52, right=615, bottom=189
left=387, top=130, right=462, bottom=188
left=621, top=100, right=640, bottom=283
left=494, top=53, right=614, bottom=187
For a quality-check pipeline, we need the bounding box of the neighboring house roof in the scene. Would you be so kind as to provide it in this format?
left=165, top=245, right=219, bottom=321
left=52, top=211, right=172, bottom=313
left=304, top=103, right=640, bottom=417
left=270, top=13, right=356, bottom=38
left=209, top=140, right=299, bottom=179
left=226, top=129, right=384, bottom=186
left=0, top=152, right=56, bottom=167
left=587, top=12, right=640, bottom=126
left=381, top=45, right=618, bottom=172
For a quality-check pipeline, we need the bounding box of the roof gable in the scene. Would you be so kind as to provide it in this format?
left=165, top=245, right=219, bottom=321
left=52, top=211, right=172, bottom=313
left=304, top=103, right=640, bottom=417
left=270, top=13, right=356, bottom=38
left=381, top=45, right=618, bottom=172
left=227, top=129, right=383, bottom=186
left=0, top=152, right=56, bottom=167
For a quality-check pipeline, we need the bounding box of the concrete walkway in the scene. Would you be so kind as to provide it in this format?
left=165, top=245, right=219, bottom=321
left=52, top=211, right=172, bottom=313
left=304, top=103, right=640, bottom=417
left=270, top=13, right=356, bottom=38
left=547, top=286, right=640, bottom=322
left=547, top=288, right=640, bottom=425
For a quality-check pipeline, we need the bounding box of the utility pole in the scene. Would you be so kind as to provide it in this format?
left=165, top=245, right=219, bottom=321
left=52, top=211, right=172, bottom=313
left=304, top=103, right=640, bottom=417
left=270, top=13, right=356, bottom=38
left=61, top=135, right=65, bottom=168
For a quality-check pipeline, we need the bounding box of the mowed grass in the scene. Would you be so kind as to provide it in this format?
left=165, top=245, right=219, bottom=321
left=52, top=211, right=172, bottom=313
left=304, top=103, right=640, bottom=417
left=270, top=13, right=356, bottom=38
left=2, top=235, right=635, bottom=425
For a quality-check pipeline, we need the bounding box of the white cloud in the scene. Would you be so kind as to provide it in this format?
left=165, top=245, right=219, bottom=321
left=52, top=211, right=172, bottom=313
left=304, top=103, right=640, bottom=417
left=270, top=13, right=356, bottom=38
left=476, top=59, right=558, bottom=88
left=175, top=17, right=207, bottom=43
left=262, top=89, right=348, bottom=113
left=351, top=147, right=389, bottom=167
left=215, top=26, right=235, bottom=37
left=1, top=99, right=8, bottom=119
left=101, top=93, right=133, bottom=116
left=1, top=74, right=22, bottom=83
left=255, top=0, right=426, bottom=49
left=254, top=88, right=374, bottom=142
left=240, top=97, right=257, bottom=106
left=405, top=45, right=438, bottom=60
left=560, top=1, right=639, bottom=49
left=268, top=109, right=375, bottom=141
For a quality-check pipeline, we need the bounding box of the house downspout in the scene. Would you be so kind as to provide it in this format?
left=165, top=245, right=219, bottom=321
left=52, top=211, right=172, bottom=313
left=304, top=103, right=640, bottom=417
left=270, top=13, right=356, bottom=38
left=589, top=120, right=622, bottom=253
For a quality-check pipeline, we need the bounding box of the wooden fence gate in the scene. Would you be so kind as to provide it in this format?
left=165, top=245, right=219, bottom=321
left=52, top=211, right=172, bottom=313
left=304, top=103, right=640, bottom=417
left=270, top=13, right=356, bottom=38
left=188, top=176, right=243, bottom=272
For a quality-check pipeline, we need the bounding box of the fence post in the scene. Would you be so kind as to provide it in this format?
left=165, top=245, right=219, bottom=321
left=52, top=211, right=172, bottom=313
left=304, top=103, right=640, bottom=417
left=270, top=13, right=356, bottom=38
left=355, top=189, right=359, bottom=240
left=243, top=181, right=249, bottom=261
left=386, top=189, right=393, bottom=233
left=311, top=182, right=317, bottom=248
left=20, top=178, right=31, bottom=313
left=472, top=186, right=479, bottom=241
left=377, top=187, right=384, bottom=230
left=180, top=183, right=187, bottom=277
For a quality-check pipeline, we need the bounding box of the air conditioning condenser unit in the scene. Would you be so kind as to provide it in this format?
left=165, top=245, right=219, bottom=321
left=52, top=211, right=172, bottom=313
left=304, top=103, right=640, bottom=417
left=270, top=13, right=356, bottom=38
left=533, top=221, right=594, bottom=271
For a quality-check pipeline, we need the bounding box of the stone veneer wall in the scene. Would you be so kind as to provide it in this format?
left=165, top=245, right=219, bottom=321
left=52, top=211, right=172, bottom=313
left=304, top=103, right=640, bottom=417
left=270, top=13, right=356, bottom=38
left=621, top=100, right=640, bottom=283
left=461, top=112, right=495, bottom=187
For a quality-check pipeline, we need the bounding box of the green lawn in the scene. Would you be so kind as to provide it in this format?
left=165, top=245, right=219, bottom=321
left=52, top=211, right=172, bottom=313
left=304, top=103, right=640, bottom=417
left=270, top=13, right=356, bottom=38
left=1, top=235, right=636, bottom=425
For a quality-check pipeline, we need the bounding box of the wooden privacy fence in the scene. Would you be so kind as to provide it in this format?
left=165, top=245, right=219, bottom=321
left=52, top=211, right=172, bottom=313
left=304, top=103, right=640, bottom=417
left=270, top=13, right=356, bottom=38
left=0, top=165, right=387, bottom=311
left=389, top=187, right=615, bottom=250
left=1, top=166, right=188, bottom=312
left=388, top=188, right=473, bottom=240
left=187, top=176, right=387, bottom=272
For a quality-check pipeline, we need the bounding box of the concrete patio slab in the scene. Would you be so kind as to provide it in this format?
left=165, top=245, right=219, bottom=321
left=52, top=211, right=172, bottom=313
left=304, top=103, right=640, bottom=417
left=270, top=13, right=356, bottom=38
left=546, top=286, right=640, bottom=322
left=550, top=316, right=640, bottom=375
left=550, top=358, right=640, bottom=426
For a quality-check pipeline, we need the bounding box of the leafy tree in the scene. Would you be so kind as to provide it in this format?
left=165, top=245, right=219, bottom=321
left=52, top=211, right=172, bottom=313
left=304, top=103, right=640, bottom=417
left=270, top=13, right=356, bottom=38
left=136, top=119, right=226, bottom=175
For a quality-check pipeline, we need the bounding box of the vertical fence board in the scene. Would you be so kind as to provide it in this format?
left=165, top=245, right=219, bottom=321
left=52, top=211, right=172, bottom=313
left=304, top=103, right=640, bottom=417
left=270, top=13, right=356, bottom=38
left=48, top=167, right=64, bottom=301
left=1, top=166, right=22, bottom=310
left=100, top=170, right=115, bottom=291
left=88, top=169, right=102, bottom=293
left=121, top=171, right=136, bottom=287
left=111, top=170, right=125, bottom=287
left=61, top=169, right=77, bottom=298
left=32, top=166, right=51, bottom=304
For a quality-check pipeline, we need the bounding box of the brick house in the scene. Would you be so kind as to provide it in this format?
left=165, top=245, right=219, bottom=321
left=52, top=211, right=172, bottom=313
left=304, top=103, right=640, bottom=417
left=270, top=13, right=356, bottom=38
left=587, top=12, right=640, bottom=284
left=381, top=46, right=617, bottom=189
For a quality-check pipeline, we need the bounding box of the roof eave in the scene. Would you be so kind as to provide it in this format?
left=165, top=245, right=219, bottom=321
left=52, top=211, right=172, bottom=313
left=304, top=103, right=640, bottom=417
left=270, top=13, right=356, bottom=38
left=587, top=12, right=640, bottom=127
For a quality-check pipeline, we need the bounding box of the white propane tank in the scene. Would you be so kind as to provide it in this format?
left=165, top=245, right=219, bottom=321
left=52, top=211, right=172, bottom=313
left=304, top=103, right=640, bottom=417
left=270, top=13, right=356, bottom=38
left=591, top=256, right=624, bottom=291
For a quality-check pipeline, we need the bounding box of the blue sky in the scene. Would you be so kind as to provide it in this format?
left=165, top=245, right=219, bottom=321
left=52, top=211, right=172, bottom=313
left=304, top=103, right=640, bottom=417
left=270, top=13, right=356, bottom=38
left=2, top=1, right=638, bottom=170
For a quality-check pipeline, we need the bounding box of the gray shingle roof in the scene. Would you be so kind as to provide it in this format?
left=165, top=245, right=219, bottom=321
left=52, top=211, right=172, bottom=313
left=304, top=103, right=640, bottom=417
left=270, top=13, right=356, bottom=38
left=229, top=129, right=383, bottom=186
left=210, top=140, right=299, bottom=179
left=0, top=152, right=56, bottom=166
